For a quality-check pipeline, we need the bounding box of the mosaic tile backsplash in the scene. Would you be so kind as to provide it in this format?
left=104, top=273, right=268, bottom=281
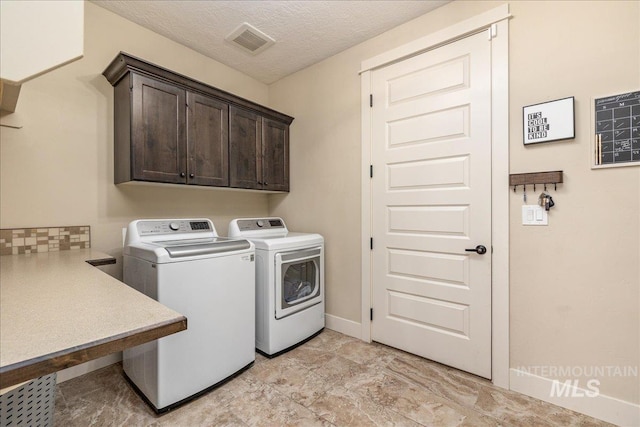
left=0, top=226, right=91, bottom=255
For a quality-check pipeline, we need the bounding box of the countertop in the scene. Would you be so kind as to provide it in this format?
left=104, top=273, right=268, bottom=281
left=0, top=249, right=187, bottom=390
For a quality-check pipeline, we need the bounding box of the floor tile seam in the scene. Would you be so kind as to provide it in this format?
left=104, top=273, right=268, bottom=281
left=236, top=375, right=323, bottom=425
left=381, top=405, right=431, bottom=427
left=302, top=397, right=340, bottom=427
left=383, top=350, right=492, bottom=389
left=373, top=367, right=509, bottom=424
left=462, top=405, right=510, bottom=426
left=281, top=351, right=337, bottom=374
left=376, top=364, right=474, bottom=404
left=381, top=364, right=493, bottom=414
left=242, top=360, right=336, bottom=409
left=255, top=355, right=336, bottom=391
left=385, top=355, right=491, bottom=389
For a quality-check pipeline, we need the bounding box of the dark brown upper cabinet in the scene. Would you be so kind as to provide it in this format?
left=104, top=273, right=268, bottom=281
left=103, top=52, right=293, bottom=191
left=262, top=118, right=289, bottom=192
left=229, top=106, right=262, bottom=190
left=130, top=74, right=186, bottom=184
left=187, top=92, right=229, bottom=187
left=229, top=107, right=290, bottom=192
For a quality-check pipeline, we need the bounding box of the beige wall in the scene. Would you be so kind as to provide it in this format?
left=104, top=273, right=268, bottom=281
left=509, top=0, right=639, bottom=405
left=0, top=2, right=272, bottom=270
left=269, top=0, right=639, bottom=405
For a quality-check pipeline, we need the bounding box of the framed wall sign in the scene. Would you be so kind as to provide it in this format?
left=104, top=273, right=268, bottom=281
left=523, top=97, right=575, bottom=145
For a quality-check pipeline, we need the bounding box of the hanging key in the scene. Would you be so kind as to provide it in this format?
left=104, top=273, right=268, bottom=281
left=546, top=196, right=555, bottom=211
left=538, top=192, right=546, bottom=207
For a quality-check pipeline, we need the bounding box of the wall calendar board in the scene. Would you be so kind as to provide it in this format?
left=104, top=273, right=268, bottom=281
left=593, top=90, right=640, bottom=168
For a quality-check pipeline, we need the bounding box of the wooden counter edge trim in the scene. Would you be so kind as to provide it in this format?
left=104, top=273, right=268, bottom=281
left=0, top=316, right=187, bottom=389
left=85, top=258, right=117, bottom=267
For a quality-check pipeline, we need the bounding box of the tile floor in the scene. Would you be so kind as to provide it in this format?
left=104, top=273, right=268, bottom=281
left=54, top=330, right=611, bottom=426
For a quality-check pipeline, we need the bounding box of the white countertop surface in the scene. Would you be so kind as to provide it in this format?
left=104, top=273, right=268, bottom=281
left=0, top=249, right=186, bottom=389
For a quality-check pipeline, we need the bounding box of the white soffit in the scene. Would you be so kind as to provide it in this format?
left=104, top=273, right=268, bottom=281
left=91, top=0, right=451, bottom=84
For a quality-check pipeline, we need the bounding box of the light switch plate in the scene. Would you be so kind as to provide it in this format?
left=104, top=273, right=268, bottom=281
left=522, top=205, right=548, bottom=225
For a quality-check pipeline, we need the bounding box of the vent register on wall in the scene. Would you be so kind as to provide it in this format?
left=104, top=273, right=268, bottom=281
left=102, top=53, right=292, bottom=192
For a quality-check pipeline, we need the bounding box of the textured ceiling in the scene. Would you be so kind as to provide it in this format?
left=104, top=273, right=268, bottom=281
left=92, top=0, right=450, bottom=84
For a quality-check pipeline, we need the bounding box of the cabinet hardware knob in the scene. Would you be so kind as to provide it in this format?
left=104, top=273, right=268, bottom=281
left=180, top=172, right=186, bottom=178
left=257, top=181, right=263, bottom=185
left=189, top=173, right=194, bottom=178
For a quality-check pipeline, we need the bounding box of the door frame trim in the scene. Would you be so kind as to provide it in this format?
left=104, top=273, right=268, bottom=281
left=360, top=4, right=511, bottom=389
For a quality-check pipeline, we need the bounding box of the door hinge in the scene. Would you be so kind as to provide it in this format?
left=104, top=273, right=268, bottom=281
left=488, top=23, right=498, bottom=40
left=369, top=164, right=373, bottom=178
left=370, top=308, right=373, bottom=321
left=369, top=94, right=373, bottom=107
left=370, top=237, right=373, bottom=250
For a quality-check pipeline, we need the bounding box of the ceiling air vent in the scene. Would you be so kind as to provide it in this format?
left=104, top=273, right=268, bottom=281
left=225, top=22, right=275, bottom=56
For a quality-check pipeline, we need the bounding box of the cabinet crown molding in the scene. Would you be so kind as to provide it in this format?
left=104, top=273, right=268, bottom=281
left=102, top=52, right=293, bottom=125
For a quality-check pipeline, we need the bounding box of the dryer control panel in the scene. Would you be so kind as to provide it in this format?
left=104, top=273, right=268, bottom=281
left=228, top=217, right=289, bottom=238
left=236, top=218, right=285, bottom=231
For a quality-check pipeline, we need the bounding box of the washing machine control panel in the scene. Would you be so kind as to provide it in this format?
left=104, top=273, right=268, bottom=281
left=136, top=220, right=212, bottom=236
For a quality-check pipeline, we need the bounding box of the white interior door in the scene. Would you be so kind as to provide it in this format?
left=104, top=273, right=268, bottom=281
left=370, top=30, right=492, bottom=378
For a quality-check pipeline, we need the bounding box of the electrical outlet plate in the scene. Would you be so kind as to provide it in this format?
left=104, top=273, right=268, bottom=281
left=522, top=205, right=548, bottom=225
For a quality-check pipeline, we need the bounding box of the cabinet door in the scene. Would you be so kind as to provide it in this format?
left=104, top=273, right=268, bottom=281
left=229, top=106, right=262, bottom=189
left=187, top=93, right=229, bottom=186
left=131, top=74, right=186, bottom=183
left=262, top=118, right=290, bottom=192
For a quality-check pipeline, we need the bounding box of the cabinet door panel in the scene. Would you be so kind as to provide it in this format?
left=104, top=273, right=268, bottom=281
left=187, top=93, right=229, bottom=186
left=262, top=118, right=289, bottom=192
left=132, top=74, right=186, bottom=183
left=229, top=106, right=261, bottom=189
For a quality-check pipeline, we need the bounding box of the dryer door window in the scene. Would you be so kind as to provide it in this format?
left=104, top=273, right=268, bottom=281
left=275, top=247, right=323, bottom=319
left=283, top=260, right=317, bottom=305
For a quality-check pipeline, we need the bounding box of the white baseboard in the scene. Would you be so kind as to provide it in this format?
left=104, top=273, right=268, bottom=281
left=325, top=313, right=362, bottom=339
left=510, top=368, right=639, bottom=426
left=57, top=353, right=122, bottom=383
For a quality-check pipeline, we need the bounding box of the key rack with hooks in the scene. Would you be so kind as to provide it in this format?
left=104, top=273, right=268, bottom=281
left=509, top=170, right=563, bottom=193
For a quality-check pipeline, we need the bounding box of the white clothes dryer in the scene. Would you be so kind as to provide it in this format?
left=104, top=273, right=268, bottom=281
left=228, top=218, right=324, bottom=357
left=123, top=219, right=255, bottom=412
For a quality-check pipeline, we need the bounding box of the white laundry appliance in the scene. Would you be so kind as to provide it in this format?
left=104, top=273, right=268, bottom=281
left=122, top=219, right=255, bottom=413
left=228, top=217, right=324, bottom=357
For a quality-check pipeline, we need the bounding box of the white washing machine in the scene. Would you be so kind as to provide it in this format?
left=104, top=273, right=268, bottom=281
left=123, top=219, right=255, bottom=413
left=228, top=217, right=324, bottom=357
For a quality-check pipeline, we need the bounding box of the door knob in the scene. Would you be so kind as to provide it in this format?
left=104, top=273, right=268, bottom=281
left=465, top=245, right=487, bottom=255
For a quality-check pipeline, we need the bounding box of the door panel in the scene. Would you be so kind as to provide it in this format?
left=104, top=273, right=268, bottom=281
left=229, top=106, right=261, bottom=189
left=187, top=93, right=229, bottom=186
left=132, top=74, right=186, bottom=183
left=262, top=118, right=289, bottom=192
left=371, top=30, right=492, bottom=378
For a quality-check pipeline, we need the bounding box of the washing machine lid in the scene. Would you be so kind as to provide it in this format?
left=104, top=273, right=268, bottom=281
left=151, top=237, right=251, bottom=258
left=124, top=219, right=253, bottom=262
